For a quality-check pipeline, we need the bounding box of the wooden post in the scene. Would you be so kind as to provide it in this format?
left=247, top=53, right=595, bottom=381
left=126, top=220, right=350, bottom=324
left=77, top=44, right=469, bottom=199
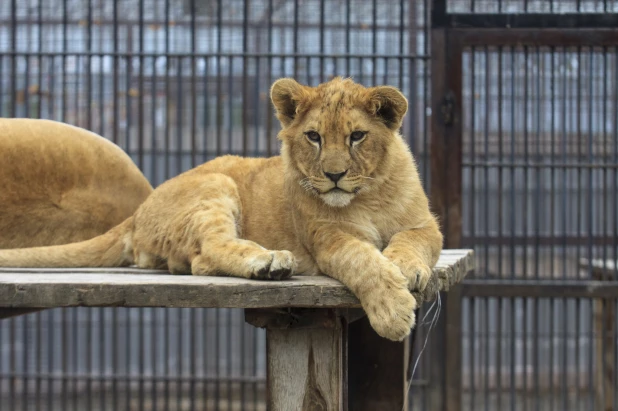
left=348, top=315, right=410, bottom=411
left=591, top=270, right=615, bottom=411
left=246, top=308, right=347, bottom=411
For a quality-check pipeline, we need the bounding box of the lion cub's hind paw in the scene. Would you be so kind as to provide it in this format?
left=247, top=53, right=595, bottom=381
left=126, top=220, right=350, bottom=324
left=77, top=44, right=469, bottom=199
left=250, top=250, right=297, bottom=280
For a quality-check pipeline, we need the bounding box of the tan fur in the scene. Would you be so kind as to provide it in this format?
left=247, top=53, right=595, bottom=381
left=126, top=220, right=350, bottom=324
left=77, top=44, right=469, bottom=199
left=0, top=78, right=443, bottom=341
left=0, top=119, right=153, bottom=248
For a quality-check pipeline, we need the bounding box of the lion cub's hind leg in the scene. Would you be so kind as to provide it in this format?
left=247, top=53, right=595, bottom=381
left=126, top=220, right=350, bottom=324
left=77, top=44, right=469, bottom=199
left=186, top=174, right=296, bottom=280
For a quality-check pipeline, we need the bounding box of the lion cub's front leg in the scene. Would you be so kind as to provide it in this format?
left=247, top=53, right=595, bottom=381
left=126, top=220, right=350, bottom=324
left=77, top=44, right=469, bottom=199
left=382, top=219, right=443, bottom=296
left=311, top=225, right=417, bottom=341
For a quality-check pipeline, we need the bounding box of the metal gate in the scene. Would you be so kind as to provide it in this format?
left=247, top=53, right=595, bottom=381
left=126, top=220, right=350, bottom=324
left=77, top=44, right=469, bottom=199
left=430, top=1, right=618, bottom=410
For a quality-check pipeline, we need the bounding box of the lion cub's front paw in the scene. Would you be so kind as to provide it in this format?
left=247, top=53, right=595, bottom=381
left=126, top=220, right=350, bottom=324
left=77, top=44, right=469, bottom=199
left=360, top=269, right=418, bottom=341
left=249, top=250, right=297, bottom=280
left=383, top=251, right=432, bottom=292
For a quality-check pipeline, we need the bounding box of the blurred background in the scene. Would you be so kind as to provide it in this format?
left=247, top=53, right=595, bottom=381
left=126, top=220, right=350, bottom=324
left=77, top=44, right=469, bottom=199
left=0, top=0, right=617, bottom=410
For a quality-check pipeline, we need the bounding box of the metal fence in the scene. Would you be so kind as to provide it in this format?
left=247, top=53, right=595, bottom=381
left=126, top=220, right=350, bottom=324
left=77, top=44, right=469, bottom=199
left=3, top=0, right=618, bottom=410
left=431, top=2, right=618, bottom=411
left=0, top=0, right=432, bottom=410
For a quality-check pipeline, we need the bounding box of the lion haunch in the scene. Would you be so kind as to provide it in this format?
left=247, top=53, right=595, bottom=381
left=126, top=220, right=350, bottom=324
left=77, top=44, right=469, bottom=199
left=0, top=77, right=443, bottom=341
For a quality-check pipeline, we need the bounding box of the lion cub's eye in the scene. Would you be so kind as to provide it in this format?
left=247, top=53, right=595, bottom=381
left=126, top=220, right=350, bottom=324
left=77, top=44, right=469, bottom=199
left=350, top=131, right=367, bottom=143
left=305, top=131, right=321, bottom=143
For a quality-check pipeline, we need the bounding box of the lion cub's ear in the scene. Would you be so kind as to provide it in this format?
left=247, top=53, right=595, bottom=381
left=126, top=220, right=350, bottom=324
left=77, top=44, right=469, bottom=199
left=365, top=86, right=408, bottom=130
left=270, top=78, right=310, bottom=127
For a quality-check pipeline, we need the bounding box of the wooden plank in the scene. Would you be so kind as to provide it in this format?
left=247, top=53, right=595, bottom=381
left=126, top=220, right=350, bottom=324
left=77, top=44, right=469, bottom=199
left=261, top=310, right=346, bottom=411
left=0, top=250, right=473, bottom=310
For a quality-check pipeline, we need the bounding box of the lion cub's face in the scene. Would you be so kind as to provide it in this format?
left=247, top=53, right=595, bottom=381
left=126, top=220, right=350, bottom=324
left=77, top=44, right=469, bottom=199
left=271, top=77, right=408, bottom=208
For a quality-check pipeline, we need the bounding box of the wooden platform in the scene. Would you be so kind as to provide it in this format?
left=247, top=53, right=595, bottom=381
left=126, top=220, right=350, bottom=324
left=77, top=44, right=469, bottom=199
left=0, top=249, right=472, bottom=309
left=0, top=249, right=474, bottom=411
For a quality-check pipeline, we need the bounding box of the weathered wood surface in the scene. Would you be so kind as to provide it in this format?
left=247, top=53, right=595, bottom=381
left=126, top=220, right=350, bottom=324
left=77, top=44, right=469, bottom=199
left=0, top=249, right=473, bottom=309
left=265, top=310, right=346, bottom=411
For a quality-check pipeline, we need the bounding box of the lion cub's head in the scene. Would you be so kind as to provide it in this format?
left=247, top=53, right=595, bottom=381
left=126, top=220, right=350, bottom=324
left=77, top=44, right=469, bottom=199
left=271, top=77, right=408, bottom=208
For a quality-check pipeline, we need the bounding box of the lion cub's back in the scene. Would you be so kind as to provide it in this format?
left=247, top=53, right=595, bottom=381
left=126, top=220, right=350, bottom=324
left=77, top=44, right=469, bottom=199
left=0, top=118, right=153, bottom=248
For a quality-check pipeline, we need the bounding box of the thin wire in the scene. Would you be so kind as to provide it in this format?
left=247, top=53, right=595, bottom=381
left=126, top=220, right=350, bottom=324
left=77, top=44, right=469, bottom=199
left=402, top=292, right=441, bottom=411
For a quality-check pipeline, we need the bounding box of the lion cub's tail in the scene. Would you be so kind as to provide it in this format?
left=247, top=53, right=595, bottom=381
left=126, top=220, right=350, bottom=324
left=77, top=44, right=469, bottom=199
left=0, top=218, right=134, bottom=268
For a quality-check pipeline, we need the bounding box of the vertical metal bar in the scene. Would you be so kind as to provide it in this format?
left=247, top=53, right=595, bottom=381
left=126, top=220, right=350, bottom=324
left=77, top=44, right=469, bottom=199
left=22, top=315, right=28, bottom=411
left=190, top=309, right=196, bottom=411
left=227, top=309, right=233, bottom=409
left=152, top=308, right=158, bottom=411
left=10, top=0, right=17, bottom=118
left=61, top=308, right=68, bottom=411
left=240, top=317, right=247, bottom=409
left=191, top=0, right=198, bottom=166
left=565, top=47, right=579, bottom=411
left=99, top=308, right=105, bottom=411
left=112, top=0, right=119, bottom=144
left=241, top=0, right=249, bottom=157
left=203, top=55, right=210, bottom=164
left=496, top=45, right=504, bottom=411
left=253, top=55, right=261, bottom=157
left=164, top=308, right=170, bottom=411
left=226, top=55, right=233, bottom=155
left=614, top=47, right=618, bottom=291
left=551, top=50, right=579, bottom=411
left=422, top=0, right=430, bottom=190
left=408, top=0, right=417, bottom=163
left=398, top=0, right=405, bottom=96
left=48, top=310, right=54, bottom=411
left=164, top=0, right=171, bottom=178
left=293, top=0, right=299, bottom=78
left=319, top=0, right=325, bottom=81
left=216, top=308, right=221, bottom=411
left=177, top=309, right=182, bottom=411
left=523, top=46, right=529, bottom=280
left=216, top=0, right=222, bottom=157
left=202, top=308, right=209, bottom=410
left=615, top=45, right=618, bottom=403
left=469, top=46, right=477, bottom=411
left=483, top=47, right=491, bottom=411
left=345, top=0, right=351, bottom=76
left=137, top=0, right=144, bottom=171
left=86, top=3, right=94, bottom=406
left=35, top=313, right=41, bottom=411
left=602, top=50, right=609, bottom=277
left=177, top=55, right=183, bottom=174
left=265, top=0, right=273, bottom=157
left=139, top=303, right=145, bottom=411
left=151, top=6, right=159, bottom=184
left=125, top=310, right=131, bottom=411
left=507, top=45, right=515, bottom=411
left=587, top=46, right=595, bottom=411
left=72, top=309, right=78, bottom=410
left=253, top=327, right=259, bottom=411
left=372, top=0, right=377, bottom=85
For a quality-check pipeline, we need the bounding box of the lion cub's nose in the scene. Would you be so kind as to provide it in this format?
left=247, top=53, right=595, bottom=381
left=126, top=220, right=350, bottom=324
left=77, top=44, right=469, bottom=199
left=324, top=170, right=347, bottom=183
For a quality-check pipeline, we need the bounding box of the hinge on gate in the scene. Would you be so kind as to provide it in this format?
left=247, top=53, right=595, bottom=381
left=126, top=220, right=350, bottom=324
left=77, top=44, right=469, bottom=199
left=439, top=91, right=456, bottom=127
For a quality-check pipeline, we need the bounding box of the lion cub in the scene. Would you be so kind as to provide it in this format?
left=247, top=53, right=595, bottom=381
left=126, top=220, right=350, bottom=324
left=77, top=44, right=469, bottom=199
left=0, top=77, right=443, bottom=341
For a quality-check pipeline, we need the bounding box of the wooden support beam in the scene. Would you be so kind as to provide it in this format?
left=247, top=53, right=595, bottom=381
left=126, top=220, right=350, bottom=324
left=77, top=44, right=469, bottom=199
left=348, top=315, right=410, bottom=411
left=246, top=308, right=347, bottom=411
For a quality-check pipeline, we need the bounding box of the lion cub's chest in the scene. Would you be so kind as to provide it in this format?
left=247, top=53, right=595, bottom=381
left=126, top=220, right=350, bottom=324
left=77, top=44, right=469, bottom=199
left=336, top=206, right=406, bottom=251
